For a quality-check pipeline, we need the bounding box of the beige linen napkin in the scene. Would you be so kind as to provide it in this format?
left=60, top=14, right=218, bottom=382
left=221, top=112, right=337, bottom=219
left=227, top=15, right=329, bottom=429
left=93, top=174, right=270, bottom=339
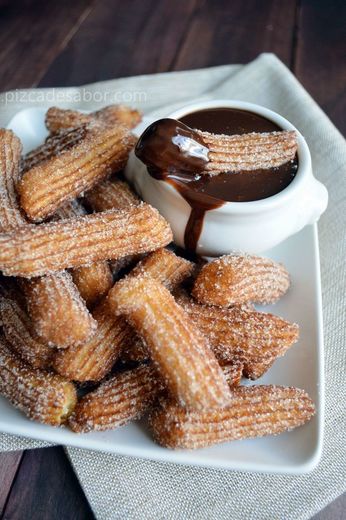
left=0, top=54, right=345, bottom=520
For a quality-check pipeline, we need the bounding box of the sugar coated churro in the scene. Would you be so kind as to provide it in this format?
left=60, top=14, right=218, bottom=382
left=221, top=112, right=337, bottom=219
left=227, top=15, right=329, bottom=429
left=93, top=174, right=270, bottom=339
left=69, top=365, right=161, bottom=433
left=0, top=297, right=54, bottom=369
left=0, top=341, right=76, bottom=425
left=85, top=178, right=140, bottom=212
left=45, top=105, right=142, bottom=133
left=192, top=253, right=290, bottom=306
left=149, top=385, right=315, bottom=449
left=177, top=293, right=299, bottom=363
left=110, top=277, right=232, bottom=410
left=0, top=205, right=172, bottom=277
left=19, top=123, right=136, bottom=221
left=0, top=129, right=24, bottom=230
left=22, top=273, right=97, bottom=348
left=54, top=249, right=193, bottom=382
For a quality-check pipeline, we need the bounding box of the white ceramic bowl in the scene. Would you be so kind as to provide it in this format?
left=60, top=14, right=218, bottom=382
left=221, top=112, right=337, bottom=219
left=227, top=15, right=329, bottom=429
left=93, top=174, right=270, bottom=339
left=126, top=100, right=328, bottom=255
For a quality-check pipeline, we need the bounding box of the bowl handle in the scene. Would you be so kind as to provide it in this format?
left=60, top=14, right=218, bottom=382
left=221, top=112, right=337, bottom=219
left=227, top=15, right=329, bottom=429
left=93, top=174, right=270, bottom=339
left=305, top=177, right=328, bottom=225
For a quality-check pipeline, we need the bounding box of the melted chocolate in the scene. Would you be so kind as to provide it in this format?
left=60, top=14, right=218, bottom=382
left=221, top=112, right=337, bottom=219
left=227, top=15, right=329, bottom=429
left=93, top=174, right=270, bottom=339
left=135, top=108, right=298, bottom=253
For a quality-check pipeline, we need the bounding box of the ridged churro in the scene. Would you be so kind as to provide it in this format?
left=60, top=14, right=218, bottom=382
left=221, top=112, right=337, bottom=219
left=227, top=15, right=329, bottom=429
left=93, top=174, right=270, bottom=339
left=0, top=205, right=172, bottom=277
left=22, top=273, right=97, bottom=348
left=19, top=123, right=136, bottom=221
left=55, top=201, right=113, bottom=308
left=45, top=105, right=142, bottom=134
left=243, top=358, right=276, bottom=380
left=192, top=253, right=290, bottom=306
left=85, top=178, right=140, bottom=212
left=0, top=129, right=96, bottom=347
left=221, top=360, right=244, bottom=387
left=53, top=249, right=193, bottom=382
left=149, top=385, right=315, bottom=449
left=21, top=126, right=88, bottom=173
left=110, top=277, right=232, bottom=410
left=69, top=365, right=161, bottom=433
left=0, top=129, right=24, bottom=230
left=199, top=129, right=297, bottom=174
left=0, top=297, right=54, bottom=369
left=177, top=294, right=299, bottom=364
left=0, top=341, right=76, bottom=425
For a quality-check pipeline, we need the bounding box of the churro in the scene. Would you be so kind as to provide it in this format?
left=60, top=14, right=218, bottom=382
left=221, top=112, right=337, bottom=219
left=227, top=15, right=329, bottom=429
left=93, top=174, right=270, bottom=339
left=177, top=293, right=299, bottom=363
left=69, top=365, right=161, bottom=433
left=53, top=249, right=193, bottom=382
left=110, top=277, right=232, bottom=410
left=0, top=129, right=96, bottom=347
left=199, top=129, right=297, bottom=174
left=0, top=204, right=172, bottom=277
left=243, top=358, right=276, bottom=380
left=19, top=123, right=136, bottom=221
left=149, top=385, right=315, bottom=449
left=22, top=273, right=97, bottom=347
left=0, top=129, right=24, bottom=230
left=55, top=201, right=113, bottom=307
left=45, top=105, right=142, bottom=134
left=192, top=253, right=290, bottom=306
left=85, top=178, right=140, bottom=212
left=0, top=297, right=54, bottom=369
left=0, top=341, right=76, bottom=425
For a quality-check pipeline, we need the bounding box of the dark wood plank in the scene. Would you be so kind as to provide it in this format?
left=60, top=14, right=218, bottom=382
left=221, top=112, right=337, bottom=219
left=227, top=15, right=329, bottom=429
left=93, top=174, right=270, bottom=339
left=2, top=447, right=94, bottom=520
left=173, top=0, right=297, bottom=70
left=39, top=0, right=198, bottom=87
left=0, top=0, right=95, bottom=91
left=294, top=0, right=346, bottom=134
left=0, top=451, right=23, bottom=516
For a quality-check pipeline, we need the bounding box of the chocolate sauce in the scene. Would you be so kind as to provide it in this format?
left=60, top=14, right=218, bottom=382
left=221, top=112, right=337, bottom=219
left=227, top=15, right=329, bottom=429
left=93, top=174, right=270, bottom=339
left=135, top=108, right=298, bottom=253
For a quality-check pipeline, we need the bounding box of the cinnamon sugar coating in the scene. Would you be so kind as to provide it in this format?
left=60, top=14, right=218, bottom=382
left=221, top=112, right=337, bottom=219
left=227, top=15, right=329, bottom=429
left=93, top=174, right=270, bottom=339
left=0, top=341, right=76, bottom=425
left=149, top=385, right=315, bottom=449
left=0, top=205, right=172, bottom=277
left=192, top=253, right=290, bottom=306
left=85, top=178, right=140, bottom=212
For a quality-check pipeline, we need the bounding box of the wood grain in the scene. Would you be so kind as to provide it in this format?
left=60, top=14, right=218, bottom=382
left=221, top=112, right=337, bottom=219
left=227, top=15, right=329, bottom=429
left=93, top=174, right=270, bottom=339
left=39, top=0, right=198, bottom=87
left=294, top=0, right=346, bottom=134
left=2, top=447, right=94, bottom=520
left=0, top=0, right=95, bottom=90
left=172, top=0, right=297, bottom=70
left=0, top=451, right=23, bottom=516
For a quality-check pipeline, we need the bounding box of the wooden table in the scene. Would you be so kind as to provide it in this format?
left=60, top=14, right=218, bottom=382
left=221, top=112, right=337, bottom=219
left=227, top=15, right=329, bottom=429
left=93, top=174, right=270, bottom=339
left=0, top=1, right=344, bottom=518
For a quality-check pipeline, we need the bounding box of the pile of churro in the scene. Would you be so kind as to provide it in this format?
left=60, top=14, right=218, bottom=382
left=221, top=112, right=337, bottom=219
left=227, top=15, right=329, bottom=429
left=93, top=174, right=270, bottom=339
left=0, top=105, right=314, bottom=450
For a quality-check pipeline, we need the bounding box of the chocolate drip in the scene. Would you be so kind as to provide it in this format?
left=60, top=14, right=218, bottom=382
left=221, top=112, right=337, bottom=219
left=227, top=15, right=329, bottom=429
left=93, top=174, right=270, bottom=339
left=136, top=109, right=298, bottom=253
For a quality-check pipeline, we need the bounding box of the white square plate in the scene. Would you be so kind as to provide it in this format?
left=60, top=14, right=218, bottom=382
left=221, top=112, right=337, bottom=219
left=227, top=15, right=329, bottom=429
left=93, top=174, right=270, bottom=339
left=1, top=107, right=324, bottom=474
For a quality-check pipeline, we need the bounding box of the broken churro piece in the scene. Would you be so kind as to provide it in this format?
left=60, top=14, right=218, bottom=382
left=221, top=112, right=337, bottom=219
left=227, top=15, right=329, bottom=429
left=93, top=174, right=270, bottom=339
left=69, top=365, right=161, bottom=433
left=0, top=205, right=172, bottom=277
left=149, top=385, right=315, bottom=449
left=19, top=123, right=136, bottom=221
left=192, top=254, right=290, bottom=306
left=0, top=297, right=54, bottom=370
left=53, top=249, right=193, bottom=382
left=45, top=105, right=142, bottom=134
left=110, top=277, right=232, bottom=410
left=0, top=341, right=76, bottom=425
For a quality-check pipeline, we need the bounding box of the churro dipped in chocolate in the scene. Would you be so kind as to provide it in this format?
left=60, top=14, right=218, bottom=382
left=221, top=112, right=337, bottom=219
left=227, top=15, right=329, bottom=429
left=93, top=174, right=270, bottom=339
left=135, top=118, right=297, bottom=175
